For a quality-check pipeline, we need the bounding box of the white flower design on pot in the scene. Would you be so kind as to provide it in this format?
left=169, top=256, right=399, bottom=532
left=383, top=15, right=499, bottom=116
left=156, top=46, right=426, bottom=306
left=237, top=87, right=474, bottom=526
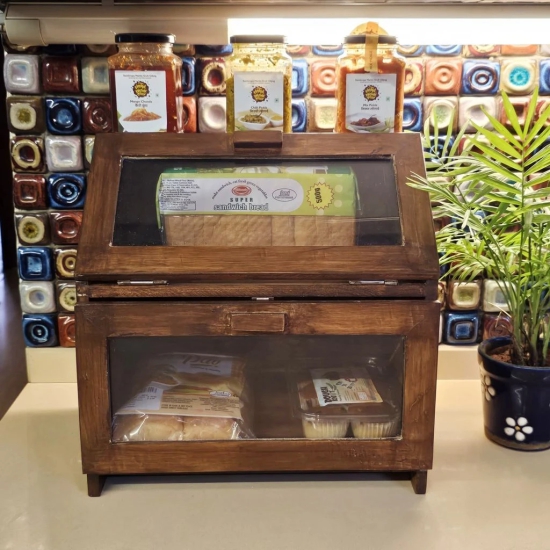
left=481, top=375, right=496, bottom=401
left=504, top=417, right=534, bottom=442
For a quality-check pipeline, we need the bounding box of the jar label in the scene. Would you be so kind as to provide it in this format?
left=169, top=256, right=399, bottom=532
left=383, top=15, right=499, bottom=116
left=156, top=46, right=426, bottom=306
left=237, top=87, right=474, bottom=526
left=114, top=70, right=167, bottom=132
left=345, top=73, right=396, bottom=133
left=233, top=71, right=284, bottom=131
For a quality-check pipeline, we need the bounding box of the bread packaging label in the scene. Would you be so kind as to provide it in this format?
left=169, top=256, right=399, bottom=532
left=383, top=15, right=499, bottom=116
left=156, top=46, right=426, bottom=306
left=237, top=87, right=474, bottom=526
left=116, top=385, right=244, bottom=420
left=157, top=169, right=357, bottom=217
left=302, top=368, right=383, bottom=408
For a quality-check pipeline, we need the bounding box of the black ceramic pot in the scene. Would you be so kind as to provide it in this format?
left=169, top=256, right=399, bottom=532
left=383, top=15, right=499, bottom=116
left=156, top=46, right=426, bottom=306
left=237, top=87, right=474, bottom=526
left=478, top=337, right=550, bottom=451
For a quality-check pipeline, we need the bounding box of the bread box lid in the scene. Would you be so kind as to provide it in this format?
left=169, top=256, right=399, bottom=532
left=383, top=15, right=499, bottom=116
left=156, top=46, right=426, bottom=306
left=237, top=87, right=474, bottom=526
left=76, top=132, right=438, bottom=283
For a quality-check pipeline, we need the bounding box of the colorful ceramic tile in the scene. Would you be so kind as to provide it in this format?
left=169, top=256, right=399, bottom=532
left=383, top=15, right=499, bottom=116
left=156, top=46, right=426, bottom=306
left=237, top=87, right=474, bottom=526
left=312, top=45, right=344, bottom=57
left=81, top=57, right=110, bottom=94
left=464, top=45, right=500, bottom=58
left=459, top=97, right=497, bottom=133
left=82, top=98, right=113, bottom=134
left=539, top=60, right=550, bottom=95
left=404, top=61, right=424, bottom=97
left=42, top=56, right=80, bottom=93
left=424, top=58, right=462, bottom=95
left=310, top=60, right=337, bottom=97
left=84, top=136, right=95, bottom=168
left=195, top=45, right=233, bottom=56
left=18, top=247, right=53, bottom=281
left=437, top=281, right=447, bottom=309
left=541, top=45, right=550, bottom=56
left=10, top=136, right=45, bottom=173
left=45, top=135, right=83, bottom=172
left=80, top=44, right=117, bottom=56
left=47, top=174, right=87, bottom=209
left=307, top=98, right=337, bottom=132
left=536, top=99, right=550, bottom=125
left=182, top=96, right=197, bottom=133
left=439, top=253, right=449, bottom=279
left=287, top=45, right=311, bottom=56
left=433, top=215, right=451, bottom=232
left=426, top=45, right=462, bottom=57
left=49, top=211, right=83, bottom=245
left=291, top=99, right=307, bottom=132
left=181, top=57, right=196, bottom=96
left=402, top=98, right=423, bottom=132
left=3, top=54, right=41, bottom=94
left=13, top=175, right=47, bottom=210
left=45, top=97, right=82, bottom=135
left=447, top=280, right=482, bottom=311
left=425, top=135, right=456, bottom=160
left=498, top=96, right=530, bottom=130
left=58, top=314, right=76, bottom=347
left=15, top=213, right=50, bottom=246
left=19, top=281, right=56, bottom=314
left=501, top=45, right=538, bottom=56
left=22, top=314, right=58, bottom=347
left=443, top=311, right=480, bottom=345
left=483, top=313, right=513, bottom=340
left=43, top=44, right=78, bottom=55
left=7, top=97, right=45, bottom=134
left=483, top=280, right=511, bottom=312
left=173, top=44, right=195, bottom=56
left=461, top=60, right=500, bottom=95
left=56, top=282, right=77, bottom=313
left=500, top=58, right=537, bottom=95
left=197, top=57, right=226, bottom=95
left=292, top=59, right=309, bottom=97
left=397, top=45, right=424, bottom=57
left=198, top=97, right=226, bottom=133
left=54, top=248, right=77, bottom=279
left=423, top=96, right=458, bottom=132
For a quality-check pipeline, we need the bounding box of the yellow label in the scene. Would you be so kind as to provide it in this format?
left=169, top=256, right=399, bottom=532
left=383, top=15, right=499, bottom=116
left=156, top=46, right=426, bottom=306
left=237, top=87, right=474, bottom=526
left=364, top=34, right=379, bottom=73
left=307, top=182, right=334, bottom=210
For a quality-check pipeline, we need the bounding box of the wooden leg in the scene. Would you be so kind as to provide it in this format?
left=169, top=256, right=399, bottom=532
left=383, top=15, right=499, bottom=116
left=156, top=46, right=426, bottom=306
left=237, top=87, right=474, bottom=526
left=410, top=470, right=428, bottom=494
left=87, top=474, right=106, bottom=497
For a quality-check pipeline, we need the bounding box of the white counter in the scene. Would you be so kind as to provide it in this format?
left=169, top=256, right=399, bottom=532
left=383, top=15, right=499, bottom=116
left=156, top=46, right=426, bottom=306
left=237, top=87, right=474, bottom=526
left=1, top=381, right=548, bottom=550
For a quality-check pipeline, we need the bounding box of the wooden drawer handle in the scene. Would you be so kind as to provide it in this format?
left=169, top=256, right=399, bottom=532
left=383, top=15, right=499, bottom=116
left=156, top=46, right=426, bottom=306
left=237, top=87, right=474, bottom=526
left=230, top=312, right=286, bottom=333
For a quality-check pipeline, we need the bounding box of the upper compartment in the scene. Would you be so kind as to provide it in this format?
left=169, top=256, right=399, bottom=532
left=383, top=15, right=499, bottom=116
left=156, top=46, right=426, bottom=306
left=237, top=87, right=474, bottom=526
left=76, top=132, right=438, bottom=282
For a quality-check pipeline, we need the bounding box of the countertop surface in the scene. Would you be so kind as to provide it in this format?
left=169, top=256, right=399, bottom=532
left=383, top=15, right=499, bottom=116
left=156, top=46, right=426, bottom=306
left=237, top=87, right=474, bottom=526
left=1, top=381, right=549, bottom=550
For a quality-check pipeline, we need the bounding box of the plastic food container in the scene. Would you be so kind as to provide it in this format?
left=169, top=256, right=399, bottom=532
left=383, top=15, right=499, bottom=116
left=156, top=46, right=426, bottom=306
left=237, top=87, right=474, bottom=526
left=294, top=367, right=401, bottom=439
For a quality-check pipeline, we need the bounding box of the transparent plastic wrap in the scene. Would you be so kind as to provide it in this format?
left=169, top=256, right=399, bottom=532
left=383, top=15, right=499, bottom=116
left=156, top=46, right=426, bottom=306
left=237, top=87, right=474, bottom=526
left=294, top=367, right=401, bottom=439
left=112, top=353, right=253, bottom=442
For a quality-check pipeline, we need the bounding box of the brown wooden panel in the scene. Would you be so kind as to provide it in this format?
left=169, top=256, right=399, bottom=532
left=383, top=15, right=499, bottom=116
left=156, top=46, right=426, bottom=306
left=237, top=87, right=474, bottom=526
left=76, top=299, right=439, bottom=475
left=80, top=281, right=430, bottom=300
left=77, top=133, right=438, bottom=282
left=230, top=312, right=286, bottom=333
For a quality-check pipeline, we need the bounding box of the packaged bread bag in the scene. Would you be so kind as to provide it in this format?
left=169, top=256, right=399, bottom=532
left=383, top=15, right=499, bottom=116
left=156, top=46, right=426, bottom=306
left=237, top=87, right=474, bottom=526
left=112, top=353, right=253, bottom=442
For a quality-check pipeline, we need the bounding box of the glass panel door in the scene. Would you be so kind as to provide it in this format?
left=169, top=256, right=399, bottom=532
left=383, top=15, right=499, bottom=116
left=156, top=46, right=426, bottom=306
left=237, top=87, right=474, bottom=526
left=109, top=334, right=404, bottom=442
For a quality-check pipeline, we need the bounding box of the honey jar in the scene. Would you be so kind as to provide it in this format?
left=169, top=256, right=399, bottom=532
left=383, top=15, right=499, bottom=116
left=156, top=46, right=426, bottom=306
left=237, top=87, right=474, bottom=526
left=108, top=33, right=183, bottom=133
left=336, top=35, right=405, bottom=133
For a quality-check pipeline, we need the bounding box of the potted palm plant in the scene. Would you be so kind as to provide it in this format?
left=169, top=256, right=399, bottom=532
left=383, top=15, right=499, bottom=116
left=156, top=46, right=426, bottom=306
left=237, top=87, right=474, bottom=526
left=409, top=90, right=550, bottom=450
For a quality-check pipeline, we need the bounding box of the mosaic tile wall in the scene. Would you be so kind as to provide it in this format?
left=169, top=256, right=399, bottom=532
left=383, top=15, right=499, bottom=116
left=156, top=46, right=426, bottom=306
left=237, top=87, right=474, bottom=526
left=3, top=39, right=540, bottom=348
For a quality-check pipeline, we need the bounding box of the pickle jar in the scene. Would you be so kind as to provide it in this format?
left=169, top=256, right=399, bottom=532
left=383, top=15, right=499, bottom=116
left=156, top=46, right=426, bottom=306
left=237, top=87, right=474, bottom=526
left=108, top=33, right=183, bottom=133
left=335, top=35, right=405, bottom=133
left=226, top=35, right=292, bottom=133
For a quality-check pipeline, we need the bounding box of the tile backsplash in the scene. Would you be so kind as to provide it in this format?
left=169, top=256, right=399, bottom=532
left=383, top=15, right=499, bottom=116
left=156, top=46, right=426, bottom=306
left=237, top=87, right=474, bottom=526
left=5, top=39, right=541, bottom=349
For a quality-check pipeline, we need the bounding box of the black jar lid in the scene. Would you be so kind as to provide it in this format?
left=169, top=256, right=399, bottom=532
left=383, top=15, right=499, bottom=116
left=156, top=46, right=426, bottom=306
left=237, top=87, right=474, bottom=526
left=115, top=33, right=175, bottom=44
left=230, top=35, right=286, bottom=44
left=344, top=35, right=397, bottom=45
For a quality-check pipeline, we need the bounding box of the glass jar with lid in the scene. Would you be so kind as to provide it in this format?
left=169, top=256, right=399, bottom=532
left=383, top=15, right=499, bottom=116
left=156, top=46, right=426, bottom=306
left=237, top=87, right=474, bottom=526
left=335, top=35, right=405, bottom=133
left=226, top=35, right=292, bottom=133
left=108, top=33, right=183, bottom=133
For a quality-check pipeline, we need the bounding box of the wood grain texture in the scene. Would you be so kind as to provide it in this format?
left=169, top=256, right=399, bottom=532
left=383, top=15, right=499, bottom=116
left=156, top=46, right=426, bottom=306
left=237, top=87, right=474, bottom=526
left=76, top=133, right=438, bottom=282
left=80, top=281, right=430, bottom=300
left=76, top=300, right=439, bottom=476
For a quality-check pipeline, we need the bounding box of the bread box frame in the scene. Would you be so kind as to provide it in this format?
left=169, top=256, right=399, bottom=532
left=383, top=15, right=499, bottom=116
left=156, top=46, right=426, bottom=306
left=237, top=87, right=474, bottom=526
left=76, top=132, right=440, bottom=496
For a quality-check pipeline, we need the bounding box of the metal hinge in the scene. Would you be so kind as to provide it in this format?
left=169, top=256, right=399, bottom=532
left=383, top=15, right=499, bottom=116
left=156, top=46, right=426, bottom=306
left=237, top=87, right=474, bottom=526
left=117, top=280, right=168, bottom=286
left=349, top=280, right=398, bottom=286
left=252, top=297, right=274, bottom=301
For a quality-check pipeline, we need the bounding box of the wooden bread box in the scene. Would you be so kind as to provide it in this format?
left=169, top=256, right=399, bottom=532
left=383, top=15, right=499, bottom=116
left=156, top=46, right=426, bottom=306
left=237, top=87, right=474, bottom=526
left=75, top=131, right=439, bottom=497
